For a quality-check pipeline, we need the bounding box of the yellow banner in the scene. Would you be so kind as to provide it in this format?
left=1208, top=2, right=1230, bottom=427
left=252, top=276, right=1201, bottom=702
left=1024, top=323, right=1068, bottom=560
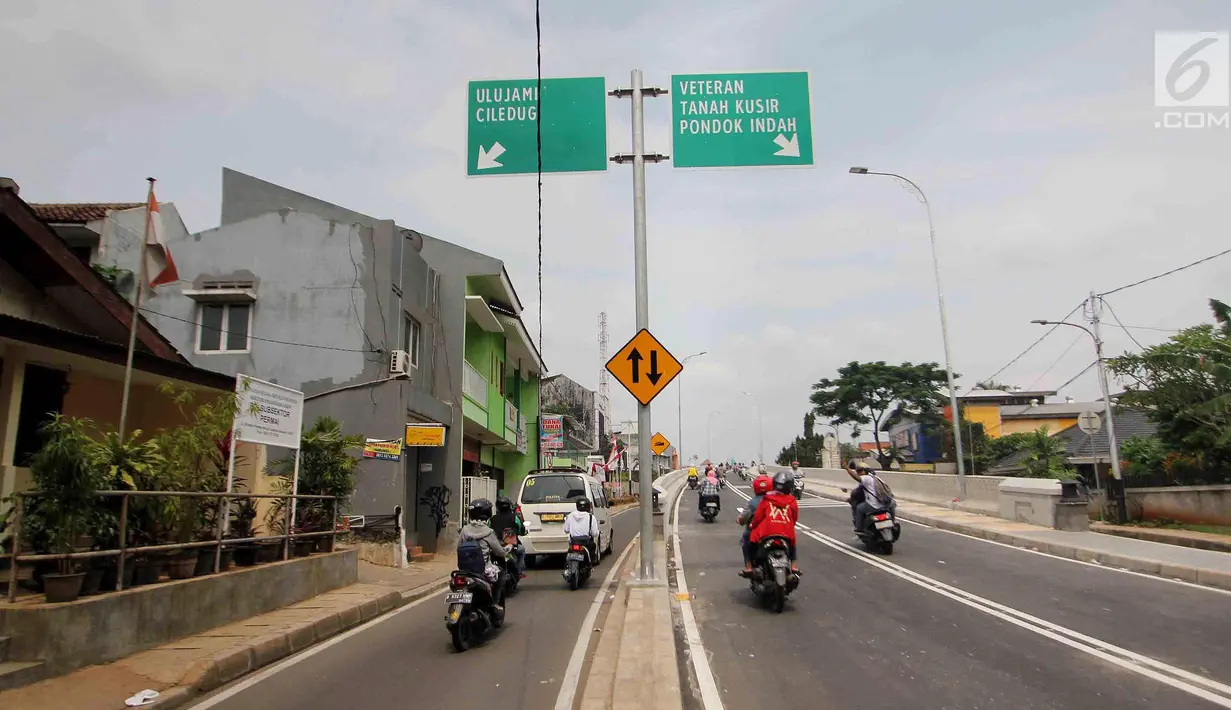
left=404, top=424, right=446, bottom=447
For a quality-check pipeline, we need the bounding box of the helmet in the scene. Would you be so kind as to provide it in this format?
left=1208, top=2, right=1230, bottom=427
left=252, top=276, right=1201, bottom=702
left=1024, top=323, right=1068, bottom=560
left=790, top=461, right=800, bottom=468
left=758, top=464, right=768, bottom=474
left=576, top=498, right=593, bottom=513
left=771, top=471, right=792, bottom=494
left=468, top=498, right=493, bottom=521
left=752, top=474, right=773, bottom=495
left=495, top=496, right=513, bottom=513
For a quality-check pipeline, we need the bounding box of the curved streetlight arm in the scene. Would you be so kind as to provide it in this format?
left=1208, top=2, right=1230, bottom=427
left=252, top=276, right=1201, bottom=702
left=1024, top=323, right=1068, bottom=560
left=1032, top=319, right=1095, bottom=342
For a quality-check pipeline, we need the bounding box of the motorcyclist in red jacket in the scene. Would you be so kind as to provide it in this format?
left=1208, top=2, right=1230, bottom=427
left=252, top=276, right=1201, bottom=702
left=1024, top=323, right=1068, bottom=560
left=750, top=471, right=801, bottom=573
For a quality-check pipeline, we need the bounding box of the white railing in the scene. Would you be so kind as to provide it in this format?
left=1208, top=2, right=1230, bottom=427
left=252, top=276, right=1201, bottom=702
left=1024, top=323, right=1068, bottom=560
left=462, top=476, right=498, bottom=508
left=463, top=360, right=487, bottom=405
left=505, top=400, right=519, bottom=432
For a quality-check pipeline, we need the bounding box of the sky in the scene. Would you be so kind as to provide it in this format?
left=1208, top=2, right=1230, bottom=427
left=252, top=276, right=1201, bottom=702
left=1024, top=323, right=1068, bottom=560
left=3, top=0, right=1230, bottom=465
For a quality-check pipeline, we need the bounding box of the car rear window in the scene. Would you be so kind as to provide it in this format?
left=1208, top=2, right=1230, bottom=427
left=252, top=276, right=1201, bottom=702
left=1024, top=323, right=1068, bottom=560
left=520, top=475, right=587, bottom=504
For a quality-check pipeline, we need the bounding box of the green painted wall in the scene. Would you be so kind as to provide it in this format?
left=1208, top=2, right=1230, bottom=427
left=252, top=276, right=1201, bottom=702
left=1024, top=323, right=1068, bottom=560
left=486, top=338, right=506, bottom=434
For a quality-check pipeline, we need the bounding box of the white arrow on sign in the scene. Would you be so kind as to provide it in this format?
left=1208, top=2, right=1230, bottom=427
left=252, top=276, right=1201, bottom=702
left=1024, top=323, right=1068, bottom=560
left=477, top=142, right=506, bottom=170
left=772, top=133, right=799, bottom=157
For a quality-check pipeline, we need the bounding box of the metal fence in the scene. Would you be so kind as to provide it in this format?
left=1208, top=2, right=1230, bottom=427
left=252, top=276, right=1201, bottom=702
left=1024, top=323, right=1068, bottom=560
left=461, top=476, right=498, bottom=509
left=2, top=490, right=340, bottom=602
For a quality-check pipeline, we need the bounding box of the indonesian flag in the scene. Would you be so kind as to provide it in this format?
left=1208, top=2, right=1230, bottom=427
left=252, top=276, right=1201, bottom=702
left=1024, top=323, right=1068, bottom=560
left=604, top=434, right=622, bottom=470
left=144, top=188, right=178, bottom=287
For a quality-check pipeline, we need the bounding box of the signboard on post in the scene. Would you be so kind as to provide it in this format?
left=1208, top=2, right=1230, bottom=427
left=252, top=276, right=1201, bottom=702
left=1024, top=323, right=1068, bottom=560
left=670, top=71, right=814, bottom=169
left=540, top=415, right=564, bottom=450
left=233, top=375, right=305, bottom=449
left=605, top=329, right=684, bottom=406
left=467, top=77, right=608, bottom=176
left=1077, top=411, right=1103, bottom=434
left=650, top=432, right=671, bottom=456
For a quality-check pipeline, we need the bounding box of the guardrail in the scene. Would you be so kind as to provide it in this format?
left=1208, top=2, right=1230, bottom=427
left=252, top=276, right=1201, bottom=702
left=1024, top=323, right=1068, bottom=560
left=2, top=490, right=341, bottom=602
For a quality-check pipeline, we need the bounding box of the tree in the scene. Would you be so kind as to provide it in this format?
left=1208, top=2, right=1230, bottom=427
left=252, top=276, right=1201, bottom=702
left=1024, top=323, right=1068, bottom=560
left=1020, top=426, right=1075, bottom=478
left=811, top=361, right=952, bottom=469
left=774, top=413, right=827, bottom=467
left=1108, top=298, right=1231, bottom=480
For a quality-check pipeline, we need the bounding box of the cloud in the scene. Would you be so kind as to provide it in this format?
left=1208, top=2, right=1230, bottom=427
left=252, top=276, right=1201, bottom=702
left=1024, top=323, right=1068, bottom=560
left=3, top=0, right=1230, bottom=466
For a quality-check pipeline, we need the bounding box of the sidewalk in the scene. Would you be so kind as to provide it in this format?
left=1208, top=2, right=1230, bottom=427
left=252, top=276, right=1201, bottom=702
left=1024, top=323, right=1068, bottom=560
left=0, top=556, right=453, bottom=710
left=1091, top=522, right=1231, bottom=553
left=580, top=537, right=682, bottom=710
left=804, top=481, right=1231, bottom=591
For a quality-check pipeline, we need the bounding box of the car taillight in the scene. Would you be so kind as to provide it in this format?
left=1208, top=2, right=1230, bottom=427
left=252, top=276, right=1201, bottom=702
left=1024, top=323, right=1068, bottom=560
left=515, top=505, right=522, bottom=515
left=873, top=513, right=890, bottom=521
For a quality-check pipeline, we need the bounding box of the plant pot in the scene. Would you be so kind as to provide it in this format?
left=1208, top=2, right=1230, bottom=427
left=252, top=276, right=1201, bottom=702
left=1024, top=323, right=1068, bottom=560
left=44, top=572, right=86, bottom=603
left=99, top=560, right=135, bottom=591
left=81, top=563, right=105, bottom=596
left=293, top=540, right=315, bottom=558
left=133, top=559, right=163, bottom=586
left=233, top=545, right=258, bottom=567
left=194, top=548, right=232, bottom=576
left=257, top=542, right=282, bottom=563
left=315, top=536, right=335, bottom=553
left=167, top=552, right=197, bottom=580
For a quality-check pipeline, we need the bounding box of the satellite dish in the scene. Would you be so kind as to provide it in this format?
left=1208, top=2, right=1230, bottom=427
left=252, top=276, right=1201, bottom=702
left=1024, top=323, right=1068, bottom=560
left=401, top=228, right=423, bottom=253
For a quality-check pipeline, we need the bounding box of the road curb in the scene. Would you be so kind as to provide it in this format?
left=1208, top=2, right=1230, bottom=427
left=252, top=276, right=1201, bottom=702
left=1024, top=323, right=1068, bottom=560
left=152, top=577, right=451, bottom=708
left=1090, top=523, right=1231, bottom=554
left=804, top=486, right=1231, bottom=593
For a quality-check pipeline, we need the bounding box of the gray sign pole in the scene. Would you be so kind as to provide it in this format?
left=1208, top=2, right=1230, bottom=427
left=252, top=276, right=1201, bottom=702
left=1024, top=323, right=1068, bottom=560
left=611, top=69, right=668, bottom=580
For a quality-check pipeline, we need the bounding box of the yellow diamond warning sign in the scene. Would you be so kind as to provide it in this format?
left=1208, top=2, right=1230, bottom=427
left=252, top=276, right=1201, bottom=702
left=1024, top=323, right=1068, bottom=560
left=605, top=329, right=684, bottom=406
left=650, top=432, right=671, bottom=456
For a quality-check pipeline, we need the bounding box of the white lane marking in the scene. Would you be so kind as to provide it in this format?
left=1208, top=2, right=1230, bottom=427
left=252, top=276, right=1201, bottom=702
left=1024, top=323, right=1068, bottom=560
left=553, top=529, right=640, bottom=710
left=801, top=486, right=1230, bottom=593
left=727, top=486, right=1231, bottom=707
left=190, top=583, right=448, bottom=709
left=671, top=481, right=725, bottom=710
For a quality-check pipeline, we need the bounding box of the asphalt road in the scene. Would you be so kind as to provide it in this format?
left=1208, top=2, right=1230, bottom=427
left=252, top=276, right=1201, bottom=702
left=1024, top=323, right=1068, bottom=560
left=675, top=483, right=1231, bottom=710
left=187, top=507, right=642, bottom=710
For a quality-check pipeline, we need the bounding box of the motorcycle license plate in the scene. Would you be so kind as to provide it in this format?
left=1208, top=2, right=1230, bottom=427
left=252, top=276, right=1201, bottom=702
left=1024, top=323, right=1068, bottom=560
left=874, top=519, right=895, bottom=530
left=706, top=503, right=717, bottom=508
left=566, top=552, right=586, bottom=561
left=445, top=592, right=473, bottom=604
left=769, top=557, right=788, bottom=568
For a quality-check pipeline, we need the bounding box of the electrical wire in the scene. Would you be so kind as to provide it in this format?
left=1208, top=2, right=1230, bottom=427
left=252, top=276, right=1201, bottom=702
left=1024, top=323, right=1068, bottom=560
left=978, top=300, right=1085, bottom=387
left=1028, top=332, right=1083, bottom=391
left=1055, top=360, right=1097, bottom=392
left=1099, top=247, right=1231, bottom=297
left=139, top=306, right=380, bottom=353
left=1098, top=297, right=1147, bottom=350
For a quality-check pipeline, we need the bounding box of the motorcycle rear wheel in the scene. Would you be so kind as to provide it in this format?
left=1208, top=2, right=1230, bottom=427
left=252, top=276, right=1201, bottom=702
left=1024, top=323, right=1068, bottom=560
left=771, top=586, right=786, bottom=613
left=450, top=617, right=472, bottom=652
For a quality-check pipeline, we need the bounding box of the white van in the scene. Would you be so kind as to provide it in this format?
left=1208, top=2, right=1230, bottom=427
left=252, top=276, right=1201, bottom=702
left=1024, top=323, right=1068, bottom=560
left=517, top=467, right=613, bottom=565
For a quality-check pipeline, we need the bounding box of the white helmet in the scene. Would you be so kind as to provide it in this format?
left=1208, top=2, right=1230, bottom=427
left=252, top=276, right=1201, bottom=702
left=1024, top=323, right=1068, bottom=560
left=757, top=464, right=768, bottom=474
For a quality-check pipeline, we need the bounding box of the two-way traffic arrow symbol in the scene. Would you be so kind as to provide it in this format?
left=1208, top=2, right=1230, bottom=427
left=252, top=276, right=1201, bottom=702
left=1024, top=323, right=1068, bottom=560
left=772, top=133, right=799, bottom=157
left=627, top=348, right=663, bottom=384
left=477, top=142, right=506, bottom=170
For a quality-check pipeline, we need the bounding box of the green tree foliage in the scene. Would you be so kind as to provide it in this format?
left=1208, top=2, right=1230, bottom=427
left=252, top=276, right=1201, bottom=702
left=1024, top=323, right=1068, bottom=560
left=775, top=413, right=827, bottom=466
left=1120, top=435, right=1167, bottom=477
left=1108, top=298, right=1231, bottom=481
left=811, top=361, right=952, bottom=469
left=267, top=416, right=364, bottom=533
left=1019, top=426, right=1075, bottom=478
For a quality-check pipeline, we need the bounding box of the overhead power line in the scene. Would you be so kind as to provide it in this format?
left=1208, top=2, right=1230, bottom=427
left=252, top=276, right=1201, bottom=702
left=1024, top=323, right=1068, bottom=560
left=140, top=307, right=380, bottom=353
left=978, top=300, right=1085, bottom=387
left=1099, top=247, right=1231, bottom=297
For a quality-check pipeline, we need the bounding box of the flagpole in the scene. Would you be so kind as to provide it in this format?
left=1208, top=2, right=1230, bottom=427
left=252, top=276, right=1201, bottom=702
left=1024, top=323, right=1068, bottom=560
left=118, top=177, right=155, bottom=443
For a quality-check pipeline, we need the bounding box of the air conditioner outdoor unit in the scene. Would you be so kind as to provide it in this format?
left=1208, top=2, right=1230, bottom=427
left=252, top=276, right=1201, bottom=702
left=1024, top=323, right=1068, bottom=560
left=390, top=349, right=411, bottom=376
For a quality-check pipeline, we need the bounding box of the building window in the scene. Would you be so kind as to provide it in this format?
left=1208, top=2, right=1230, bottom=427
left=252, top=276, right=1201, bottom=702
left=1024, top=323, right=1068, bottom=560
left=404, top=314, right=421, bottom=367
left=197, top=303, right=251, bottom=353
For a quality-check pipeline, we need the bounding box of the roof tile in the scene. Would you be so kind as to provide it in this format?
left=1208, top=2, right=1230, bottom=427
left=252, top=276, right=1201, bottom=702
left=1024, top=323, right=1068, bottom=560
left=29, top=203, right=142, bottom=224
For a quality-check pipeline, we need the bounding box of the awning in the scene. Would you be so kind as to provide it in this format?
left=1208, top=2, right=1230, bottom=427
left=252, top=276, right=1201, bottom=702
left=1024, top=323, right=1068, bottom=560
left=465, top=295, right=504, bottom=333
left=494, top=312, right=545, bottom=376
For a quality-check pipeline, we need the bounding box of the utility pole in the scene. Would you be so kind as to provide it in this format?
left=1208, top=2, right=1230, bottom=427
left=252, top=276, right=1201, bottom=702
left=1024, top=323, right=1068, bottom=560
left=611, top=70, right=669, bottom=581
left=1088, top=292, right=1128, bottom=523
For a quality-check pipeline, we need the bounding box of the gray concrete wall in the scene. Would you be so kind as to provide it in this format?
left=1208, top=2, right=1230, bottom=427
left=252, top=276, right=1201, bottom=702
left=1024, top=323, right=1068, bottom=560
left=777, top=465, right=1006, bottom=516
left=0, top=549, right=357, bottom=677
left=101, top=173, right=455, bottom=546
left=1089, top=484, right=1231, bottom=525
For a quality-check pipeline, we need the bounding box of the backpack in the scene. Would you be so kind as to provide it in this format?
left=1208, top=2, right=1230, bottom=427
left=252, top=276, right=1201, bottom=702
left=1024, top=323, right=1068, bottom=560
left=457, top=537, right=487, bottom=576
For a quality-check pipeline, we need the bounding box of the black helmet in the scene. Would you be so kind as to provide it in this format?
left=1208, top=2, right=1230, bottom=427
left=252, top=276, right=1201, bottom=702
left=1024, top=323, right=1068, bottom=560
left=495, top=496, right=513, bottom=513
left=468, top=498, right=493, bottom=521
left=575, top=498, right=592, bottom=513
left=771, top=471, right=792, bottom=494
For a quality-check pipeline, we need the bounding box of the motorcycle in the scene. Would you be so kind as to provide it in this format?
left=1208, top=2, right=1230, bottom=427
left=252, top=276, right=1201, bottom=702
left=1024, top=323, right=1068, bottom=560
left=856, top=507, right=901, bottom=555
left=700, top=496, right=719, bottom=523
left=563, top=537, right=593, bottom=590
left=792, top=475, right=804, bottom=500
left=744, top=529, right=799, bottom=613
left=500, top=531, right=521, bottom=596
left=445, top=569, right=504, bottom=652
left=688, top=477, right=698, bottom=490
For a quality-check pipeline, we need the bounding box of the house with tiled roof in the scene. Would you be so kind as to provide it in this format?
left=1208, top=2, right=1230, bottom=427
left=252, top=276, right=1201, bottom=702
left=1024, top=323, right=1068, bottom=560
left=989, top=408, right=1158, bottom=483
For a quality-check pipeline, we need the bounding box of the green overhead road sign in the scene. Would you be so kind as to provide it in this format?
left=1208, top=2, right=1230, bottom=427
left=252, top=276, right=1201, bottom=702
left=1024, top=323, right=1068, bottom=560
left=467, top=77, right=608, bottom=176
left=670, top=71, right=814, bottom=169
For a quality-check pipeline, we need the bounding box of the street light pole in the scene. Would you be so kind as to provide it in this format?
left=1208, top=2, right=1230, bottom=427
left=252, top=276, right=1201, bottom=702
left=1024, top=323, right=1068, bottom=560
left=678, top=351, right=707, bottom=467
left=850, top=166, right=967, bottom=498
left=742, top=391, right=764, bottom=464
left=821, top=423, right=841, bottom=468
left=1033, top=298, right=1128, bottom=523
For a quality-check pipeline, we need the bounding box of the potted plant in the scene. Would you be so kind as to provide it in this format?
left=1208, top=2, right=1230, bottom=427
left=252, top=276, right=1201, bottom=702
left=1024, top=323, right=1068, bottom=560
left=230, top=496, right=260, bottom=566
left=27, top=415, right=102, bottom=603
left=266, top=417, right=362, bottom=556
